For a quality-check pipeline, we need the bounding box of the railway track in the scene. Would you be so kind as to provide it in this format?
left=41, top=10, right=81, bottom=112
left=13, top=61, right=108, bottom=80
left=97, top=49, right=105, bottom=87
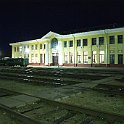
left=0, top=88, right=124, bottom=124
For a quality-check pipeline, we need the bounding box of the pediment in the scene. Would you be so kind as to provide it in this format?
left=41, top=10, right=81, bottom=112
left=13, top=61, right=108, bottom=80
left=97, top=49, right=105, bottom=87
left=41, top=31, right=61, bottom=40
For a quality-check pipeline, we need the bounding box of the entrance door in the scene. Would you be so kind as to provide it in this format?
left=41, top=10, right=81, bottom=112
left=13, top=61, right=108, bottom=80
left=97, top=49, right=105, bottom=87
left=52, top=53, right=58, bottom=66
left=118, top=54, right=123, bottom=64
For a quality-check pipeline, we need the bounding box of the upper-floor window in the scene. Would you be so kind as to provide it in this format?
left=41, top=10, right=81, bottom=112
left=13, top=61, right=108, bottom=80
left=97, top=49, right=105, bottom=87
left=92, top=38, right=96, bottom=45
left=40, top=44, right=42, bottom=49
left=17, top=47, right=19, bottom=52
left=77, top=39, right=81, bottom=47
left=35, top=44, right=37, bottom=50
left=51, top=38, right=58, bottom=48
left=118, top=35, right=123, bottom=44
left=69, top=40, right=73, bottom=47
left=99, top=37, right=104, bottom=45
left=14, top=47, right=16, bottom=52
left=31, top=45, right=34, bottom=50
left=83, top=39, right=88, bottom=46
left=44, top=44, right=46, bottom=49
left=64, top=41, right=67, bottom=47
left=109, top=36, right=115, bottom=44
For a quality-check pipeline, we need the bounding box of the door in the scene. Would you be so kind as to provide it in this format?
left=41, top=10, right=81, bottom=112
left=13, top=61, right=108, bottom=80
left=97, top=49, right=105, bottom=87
left=52, top=53, right=58, bottom=66
left=118, top=54, right=123, bottom=64
left=110, top=54, right=115, bottom=64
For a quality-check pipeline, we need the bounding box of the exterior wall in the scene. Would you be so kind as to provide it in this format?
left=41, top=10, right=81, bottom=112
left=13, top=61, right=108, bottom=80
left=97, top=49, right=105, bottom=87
left=10, top=28, right=124, bottom=67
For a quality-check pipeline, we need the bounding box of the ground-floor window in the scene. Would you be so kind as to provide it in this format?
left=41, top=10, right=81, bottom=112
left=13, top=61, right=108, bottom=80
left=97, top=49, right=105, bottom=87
left=77, top=54, right=81, bottom=63
left=44, top=54, right=45, bottom=63
left=83, top=51, right=88, bottom=64
left=118, top=54, right=123, bottom=64
left=92, top=51, right=97, bottom=63
left=35, top=54, right=38, bottom=63
left=64, top=53, right=68, bottom=63
left=100, top=51, right=104, bottom=63
left=69, top=52, right=73, bottom=63
left=31, top=54, right=34, bottom=63
left=110, top=54, right=115, bottom=64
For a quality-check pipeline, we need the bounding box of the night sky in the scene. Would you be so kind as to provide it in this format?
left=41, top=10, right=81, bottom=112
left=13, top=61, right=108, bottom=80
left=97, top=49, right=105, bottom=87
left=0, top=0, right=124, bottom=57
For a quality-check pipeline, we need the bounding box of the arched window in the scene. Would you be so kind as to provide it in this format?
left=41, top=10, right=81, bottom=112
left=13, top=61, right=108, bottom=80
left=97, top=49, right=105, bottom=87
left=51, top=38, right=58, bottom=49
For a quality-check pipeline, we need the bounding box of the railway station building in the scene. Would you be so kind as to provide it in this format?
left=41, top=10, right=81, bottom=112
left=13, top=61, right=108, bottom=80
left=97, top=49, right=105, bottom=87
left=10, top=27, right=124, bottom=67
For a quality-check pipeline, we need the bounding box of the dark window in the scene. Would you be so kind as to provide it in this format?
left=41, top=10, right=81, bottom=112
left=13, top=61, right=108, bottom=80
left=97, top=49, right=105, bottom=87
left=14, top=47, right=16, bottom=52
left=40, top=54, right=43, bottom=63
left=118, top=35, right=123, bottom=44
left=118, top=54, right=123, bottom=64
left=83, top=39, right=88, bottom=46
left=35, top=44, right=37, bottom=50
left=77, top=39, right=81, bottom=47
left=44, top=44, right=46, bottom=49
left=40, top=44, right=42, bottom=49
left=31, top=45, right=34, bottom=50
left=17, top=47, right=19, bottom=52
left=92, top=38, right=96, bottom=45
left=110, top=54, right=115, bottom=64
left=69, top=40, right=73, bottom=47
left=109, top=36, right=115, bottom=44
left=99, top=37, right=104, bottom=45
left=64, top=41, right=67, bottom=47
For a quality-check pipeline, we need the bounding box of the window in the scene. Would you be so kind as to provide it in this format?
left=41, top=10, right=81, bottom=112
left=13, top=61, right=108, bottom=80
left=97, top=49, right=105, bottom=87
left=35, top=44, right=37, bottom=50
left=118, top=35, right=123, bottom=44
left=92, top=38, right=96, bottom=45
left=83, top=39, right=87, bottom=46
left=99, top=37, right=104, bottom=45
left=100, top=51, right=104, bottom=63
left=64, top=53, right=68, bottom=63
left=83, top=51, right=88, bottom=64
left=19, top=46, right=22, bottom=52
left=51, top=38, right=58, bottom=48
left=92, top=51, right=97, bottom=63
left=77, top=54, right=81, bottom=63
left=110, top=54, right=115, bottom=64
left=31, top=54, right=34, bottom=63
left=44, top=44, right=46, bottom=49
left=14, top=47, right=16, bottom=52
left=31, top=45, right=34, bottom=50
left=109, top=36, right=115, bottom=44
left=17, top=47, right=19, bottom=52
left=35, top=54, right=38, bottom=63
left=64, top=41, right=67, bottom=47
left=40, top=44, right=42, bottom=49
left=77, top=39, right=81, bottom=47
left=118, top=54, right=123, bottom=64
left=69, top=52, right=73, bottom=63
left=69, top=40, right=73, bottom=47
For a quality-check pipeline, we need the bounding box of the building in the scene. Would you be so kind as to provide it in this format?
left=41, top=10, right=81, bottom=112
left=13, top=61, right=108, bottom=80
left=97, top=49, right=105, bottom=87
left=10, top=27, right=124, bottom=67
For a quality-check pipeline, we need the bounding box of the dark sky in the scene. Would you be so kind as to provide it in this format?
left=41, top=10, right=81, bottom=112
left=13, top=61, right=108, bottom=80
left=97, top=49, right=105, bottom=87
left=0, top=0, right=124, bottom=57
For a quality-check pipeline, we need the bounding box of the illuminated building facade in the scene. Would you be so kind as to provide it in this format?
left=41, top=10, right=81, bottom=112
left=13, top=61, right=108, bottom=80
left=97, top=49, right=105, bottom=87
left=10, top=27, right=124, bottom=67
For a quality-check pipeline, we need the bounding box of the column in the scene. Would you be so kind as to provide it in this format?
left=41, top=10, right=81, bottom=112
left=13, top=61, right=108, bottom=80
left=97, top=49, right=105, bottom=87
left=58, top=40, right=63, bottom=65
left=45, top=42, right=49, bottom=65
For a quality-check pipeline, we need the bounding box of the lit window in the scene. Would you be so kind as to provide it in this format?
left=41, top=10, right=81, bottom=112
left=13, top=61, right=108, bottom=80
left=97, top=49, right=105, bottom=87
left=64, top=53, right=68, bottom=63
left=100, top=51, right=104, bottom=63
left=109, top=36, right=115, bottom=44
left=83, top=51, right=88, bottom=64
left=69, top=52, right=73, bottom=63
left=92, top=51, right=97, bottom=63
left=77, top=53, right=81, bottom=63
